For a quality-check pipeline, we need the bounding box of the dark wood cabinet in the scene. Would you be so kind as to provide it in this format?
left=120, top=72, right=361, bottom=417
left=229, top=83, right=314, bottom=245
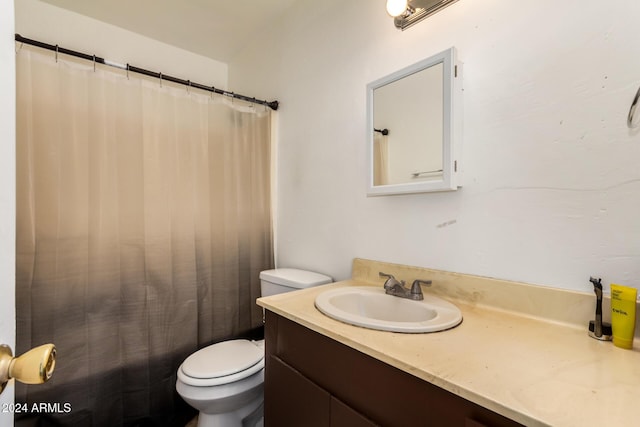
left=266, top=356, right=331, bottom=427
left=264, top=310, right=523, bottom=427
left=330, top=396, right=378, bottom=427
left=266, top=355, right=376, bottom=427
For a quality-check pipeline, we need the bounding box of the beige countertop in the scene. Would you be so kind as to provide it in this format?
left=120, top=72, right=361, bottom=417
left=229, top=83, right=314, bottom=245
left=257, top=259, right=640, bottom=427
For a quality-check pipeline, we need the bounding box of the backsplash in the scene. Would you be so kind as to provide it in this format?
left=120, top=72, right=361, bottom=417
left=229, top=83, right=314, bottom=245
left=352, top=258, right=640, bottom=341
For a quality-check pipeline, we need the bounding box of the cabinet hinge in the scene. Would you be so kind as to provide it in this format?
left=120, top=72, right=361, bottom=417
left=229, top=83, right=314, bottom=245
left=454, top=160, right=457, bottom=172
left=454, top=65, right=458, bottom=78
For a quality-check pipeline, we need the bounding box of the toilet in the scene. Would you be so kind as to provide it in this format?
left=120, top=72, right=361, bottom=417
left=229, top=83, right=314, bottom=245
left=176, top=268, right=332, bottom=427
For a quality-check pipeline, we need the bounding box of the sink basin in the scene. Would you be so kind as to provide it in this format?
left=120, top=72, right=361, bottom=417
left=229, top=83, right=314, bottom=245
left=314, top=286, right=462, bottom=333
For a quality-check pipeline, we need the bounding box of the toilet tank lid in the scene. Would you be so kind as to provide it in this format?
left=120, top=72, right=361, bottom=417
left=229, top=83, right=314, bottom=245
left=260, top=268, right=332, bottom=288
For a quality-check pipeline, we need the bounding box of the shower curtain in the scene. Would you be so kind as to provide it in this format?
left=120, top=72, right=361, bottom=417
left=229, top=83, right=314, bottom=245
left=373, top=132, right=389, bottom=186
left=15, top=47, right=274, bottom=426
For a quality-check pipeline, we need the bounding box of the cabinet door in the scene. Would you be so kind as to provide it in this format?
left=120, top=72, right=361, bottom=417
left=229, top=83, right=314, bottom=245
left=265, top=355, right=331, bottom=427
left=330, top=397, right=379, bottom=427
left=465, top=419, right=494, bottom=427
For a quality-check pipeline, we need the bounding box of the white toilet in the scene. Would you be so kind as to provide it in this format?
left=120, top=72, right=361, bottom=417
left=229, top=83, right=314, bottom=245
left=176, top=268, right=332, bottom=427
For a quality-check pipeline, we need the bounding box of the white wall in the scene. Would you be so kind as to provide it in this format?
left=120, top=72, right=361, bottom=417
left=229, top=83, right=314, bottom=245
left=230, top=0, right=640, bottom=293
left=15, top=0, right=228, bottom=89
left=0, top=0, right=16, bottom=424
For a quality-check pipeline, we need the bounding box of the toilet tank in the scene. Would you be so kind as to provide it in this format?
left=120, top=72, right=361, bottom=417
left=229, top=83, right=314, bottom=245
left=259, top=268, right=332, bottom=297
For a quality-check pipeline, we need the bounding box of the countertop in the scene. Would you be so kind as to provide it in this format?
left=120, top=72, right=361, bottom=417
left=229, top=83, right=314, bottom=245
left=257, top=271, right=640, bottom=427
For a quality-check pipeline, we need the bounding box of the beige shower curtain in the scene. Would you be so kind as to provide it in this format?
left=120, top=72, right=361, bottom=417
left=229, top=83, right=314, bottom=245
left=373, top=132, right=389, bottom=186
left=15, top=47, right=273, bottom=426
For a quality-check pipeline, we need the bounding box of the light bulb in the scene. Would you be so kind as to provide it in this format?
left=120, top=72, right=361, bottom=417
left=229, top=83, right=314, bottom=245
left=386, top=0, right=408, bottom=17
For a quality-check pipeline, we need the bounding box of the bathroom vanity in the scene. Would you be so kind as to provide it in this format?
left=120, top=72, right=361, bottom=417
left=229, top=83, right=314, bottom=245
left=257, top=259, right=640, bottom=427
left=264, top=310, right=520, bottom=426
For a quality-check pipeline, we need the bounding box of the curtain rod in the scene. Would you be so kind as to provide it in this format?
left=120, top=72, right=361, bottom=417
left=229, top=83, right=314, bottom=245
left=15, top=34, right=279, bottom=111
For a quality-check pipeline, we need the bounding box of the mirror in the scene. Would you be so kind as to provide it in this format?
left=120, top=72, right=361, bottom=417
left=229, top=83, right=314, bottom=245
left=366, top=47, right=462, bottom=196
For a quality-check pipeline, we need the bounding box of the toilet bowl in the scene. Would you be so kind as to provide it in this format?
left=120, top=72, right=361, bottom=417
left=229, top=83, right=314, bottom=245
left=177, top=339, right=265, bottom=427
left=176, top=268, right=332, bottom=427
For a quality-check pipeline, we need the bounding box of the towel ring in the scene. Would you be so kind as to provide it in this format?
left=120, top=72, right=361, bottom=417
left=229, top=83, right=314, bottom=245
left=627, top=85, right=640, bottom=129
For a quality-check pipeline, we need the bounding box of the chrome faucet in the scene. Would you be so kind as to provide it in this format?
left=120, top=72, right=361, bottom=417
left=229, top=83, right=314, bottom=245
left=379, top=272, right=431, bottom=301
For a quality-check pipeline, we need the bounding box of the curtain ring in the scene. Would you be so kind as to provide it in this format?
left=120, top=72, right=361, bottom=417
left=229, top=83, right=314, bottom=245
left=15, top=42, right=23, bottom=54
left=92, top=55, right=96, bottom=72
left=126, top=64, right=130, bottom=80
left=187, top=80, right=191, bottom=94
left=55, top=44, right=58, bottom=63
left=159, top=72, right=163, bottom=88
left=627, top=85, right=640, bottom=129
left=210, top=86, right=215, bottom=100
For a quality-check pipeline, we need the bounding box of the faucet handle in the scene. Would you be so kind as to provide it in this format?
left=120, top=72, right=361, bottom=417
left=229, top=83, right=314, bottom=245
left=412, top=279, right=432, bottom=287
left=410, top=279, right=432, bottom=300
left=379, top=272, right=404, bottom=289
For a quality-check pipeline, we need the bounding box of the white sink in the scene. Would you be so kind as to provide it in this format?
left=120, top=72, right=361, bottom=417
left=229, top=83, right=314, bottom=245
left=314, top=286, right=462, bottom=333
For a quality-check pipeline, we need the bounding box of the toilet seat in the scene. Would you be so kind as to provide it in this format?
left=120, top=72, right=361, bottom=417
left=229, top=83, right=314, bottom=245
left=178, top=339, right=264, bottom=387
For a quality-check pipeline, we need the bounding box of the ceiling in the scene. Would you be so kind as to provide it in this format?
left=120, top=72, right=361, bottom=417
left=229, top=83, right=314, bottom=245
left=39, top=0, right=300, bottom=62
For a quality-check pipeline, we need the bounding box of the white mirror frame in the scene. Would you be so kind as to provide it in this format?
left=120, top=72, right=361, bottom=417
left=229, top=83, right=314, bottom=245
left=366, top=47, right=462, bottom=196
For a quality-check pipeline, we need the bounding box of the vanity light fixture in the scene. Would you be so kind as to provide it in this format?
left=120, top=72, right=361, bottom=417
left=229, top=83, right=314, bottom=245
left=386, top=0, right=460, bottom=30
left=386, top=0, right=410, bottom=17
